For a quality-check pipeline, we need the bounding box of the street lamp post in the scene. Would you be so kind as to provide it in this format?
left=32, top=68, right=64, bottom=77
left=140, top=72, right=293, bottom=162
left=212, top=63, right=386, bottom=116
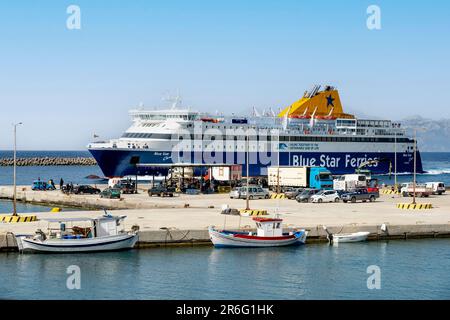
left=13, top=122, right=23, bottom=216
left=412, top=128, right=417, bottom=205
left=277, top=130, right=280, bottom=195
left=402, top=126, right=425, bottom=205
left=394, top=130, right=397, bottom=189
left=245, top=129, right=250, bottom=211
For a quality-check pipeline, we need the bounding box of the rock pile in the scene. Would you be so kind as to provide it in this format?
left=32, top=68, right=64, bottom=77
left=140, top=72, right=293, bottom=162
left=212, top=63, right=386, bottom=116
left=0, top=157, right=98, bottom=166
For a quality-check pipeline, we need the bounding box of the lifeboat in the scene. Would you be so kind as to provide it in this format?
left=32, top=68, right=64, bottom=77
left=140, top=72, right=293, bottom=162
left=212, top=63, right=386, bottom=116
left=201, top=117, right=219, bottom=123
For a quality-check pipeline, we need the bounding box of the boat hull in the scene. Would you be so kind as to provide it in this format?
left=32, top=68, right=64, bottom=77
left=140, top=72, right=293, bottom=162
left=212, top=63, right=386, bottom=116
left=16, top=233, right=139, bottom=253
left=332, top=231, right=370, bottom=243
left=209, top=228, right=307, bottom=248
left=89, top=149, right=423, bottom=177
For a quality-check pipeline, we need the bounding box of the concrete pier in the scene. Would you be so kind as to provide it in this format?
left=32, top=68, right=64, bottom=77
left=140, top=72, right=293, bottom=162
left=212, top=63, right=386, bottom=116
left=2, top=186, right=450, bottom=251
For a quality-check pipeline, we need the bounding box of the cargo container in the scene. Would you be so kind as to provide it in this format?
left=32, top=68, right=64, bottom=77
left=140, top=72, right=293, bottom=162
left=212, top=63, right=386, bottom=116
left=268, top=166, right=333, bottom=190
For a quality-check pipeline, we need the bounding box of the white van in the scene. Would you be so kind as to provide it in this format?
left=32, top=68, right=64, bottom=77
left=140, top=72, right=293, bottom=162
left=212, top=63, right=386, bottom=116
left=425, top=182, right=446, bottom=195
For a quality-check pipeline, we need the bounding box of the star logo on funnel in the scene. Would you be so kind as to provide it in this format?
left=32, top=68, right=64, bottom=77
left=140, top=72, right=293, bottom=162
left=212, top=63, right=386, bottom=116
left=326, top=95, right=335, bottom=108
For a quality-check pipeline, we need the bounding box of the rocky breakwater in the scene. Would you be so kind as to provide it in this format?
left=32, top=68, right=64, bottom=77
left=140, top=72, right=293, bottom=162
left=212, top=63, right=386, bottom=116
left=0, top=157, right=97, bottom=166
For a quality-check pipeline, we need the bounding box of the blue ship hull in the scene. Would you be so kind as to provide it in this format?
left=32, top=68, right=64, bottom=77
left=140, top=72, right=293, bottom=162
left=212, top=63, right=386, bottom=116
left=89, top=149, right=424, bottom=177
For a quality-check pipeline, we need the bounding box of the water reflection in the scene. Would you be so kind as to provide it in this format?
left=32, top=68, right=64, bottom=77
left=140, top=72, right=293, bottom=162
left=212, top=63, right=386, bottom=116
left=1, top=239, right=450, bottom=300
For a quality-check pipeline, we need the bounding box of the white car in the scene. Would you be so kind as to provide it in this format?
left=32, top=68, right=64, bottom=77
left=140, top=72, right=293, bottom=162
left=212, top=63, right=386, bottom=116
left=311, top=190, right=341, bottom=203
left=229, top=188, right=242, bottom=199
left=425, top=182, right=446, bottom=195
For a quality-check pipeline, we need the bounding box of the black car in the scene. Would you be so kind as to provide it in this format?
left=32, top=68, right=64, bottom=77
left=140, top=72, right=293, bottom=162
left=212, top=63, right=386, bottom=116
left=341, top=189, right=378, bottom=203
left=73, top=185, right=101, bottom=195
left=114, top=182, right=137, bottom=194
left=148, top=186, right=175, bottom=197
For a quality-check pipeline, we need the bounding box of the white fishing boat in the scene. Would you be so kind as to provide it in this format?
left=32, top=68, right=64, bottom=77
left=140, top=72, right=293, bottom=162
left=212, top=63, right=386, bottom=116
left=209, top=217, right=308, bottom=248
left=16, top=214, right=139, bottom=253
left=330, top=231, right=370, bottom=243
left=322, top=226, right=370, bottom=244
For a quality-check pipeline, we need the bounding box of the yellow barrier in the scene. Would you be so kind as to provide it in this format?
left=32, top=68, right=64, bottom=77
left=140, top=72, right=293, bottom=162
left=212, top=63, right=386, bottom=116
left=382, top=189, right=401, bottom=195
left=218, top=186, right=232, bottom=194
left=396, top=203, right=433, bottom=210
left=270, top=194, right=287, bottom=199
left=0, top=215, right=38, bottom=223
left=50, top=208, right=62, bottom=213
left=239, top=209, right=268, bottom=216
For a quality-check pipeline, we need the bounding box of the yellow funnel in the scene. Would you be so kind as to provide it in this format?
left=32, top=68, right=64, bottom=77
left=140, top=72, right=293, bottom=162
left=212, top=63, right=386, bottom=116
left=279, top=85, right=354, bottom=119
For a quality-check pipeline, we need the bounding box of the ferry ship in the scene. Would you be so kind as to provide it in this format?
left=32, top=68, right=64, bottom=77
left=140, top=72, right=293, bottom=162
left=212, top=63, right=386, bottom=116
left=88, top=85, right=423, bottom=178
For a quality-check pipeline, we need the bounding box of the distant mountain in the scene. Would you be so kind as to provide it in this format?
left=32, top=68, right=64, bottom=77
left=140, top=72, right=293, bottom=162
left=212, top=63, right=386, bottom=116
left=400, top=116, right=450, bottom=152
left=347, top=109, right=449, bottom=151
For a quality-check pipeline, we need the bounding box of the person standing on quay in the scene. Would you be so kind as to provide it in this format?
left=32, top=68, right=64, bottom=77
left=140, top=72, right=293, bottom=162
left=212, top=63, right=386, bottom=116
left=60, top=178, right=64, bottom=190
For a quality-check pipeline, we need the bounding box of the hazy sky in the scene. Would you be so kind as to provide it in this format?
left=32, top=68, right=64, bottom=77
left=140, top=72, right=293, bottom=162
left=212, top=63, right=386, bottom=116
left=0, top=0, right=449, bottom=150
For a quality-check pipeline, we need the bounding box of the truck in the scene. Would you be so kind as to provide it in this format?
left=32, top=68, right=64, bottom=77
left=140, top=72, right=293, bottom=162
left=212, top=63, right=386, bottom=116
left=267, top=166, right=333, bottom=190
left=341, top=188, right=379, bottom=203
left=400, top=183, right=432, bottom=198
left=333, top=174, right=368, bottom=191
left=210, top=165, right=242, bottom=182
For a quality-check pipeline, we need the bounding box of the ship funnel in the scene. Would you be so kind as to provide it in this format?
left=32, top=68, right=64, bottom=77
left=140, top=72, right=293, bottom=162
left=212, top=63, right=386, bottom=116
left=278, top=85, right=354, bottom=119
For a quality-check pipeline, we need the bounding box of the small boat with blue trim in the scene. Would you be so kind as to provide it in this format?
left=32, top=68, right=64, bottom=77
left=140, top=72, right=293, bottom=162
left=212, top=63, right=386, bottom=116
left=209, top=217, right=308, bottom=248
left=16, top=214, right=139, bottom=253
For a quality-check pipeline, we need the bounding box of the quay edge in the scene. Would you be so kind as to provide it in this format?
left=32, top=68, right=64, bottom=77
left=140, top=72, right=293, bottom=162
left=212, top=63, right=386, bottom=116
left=3, top=224, right=450, bottom=252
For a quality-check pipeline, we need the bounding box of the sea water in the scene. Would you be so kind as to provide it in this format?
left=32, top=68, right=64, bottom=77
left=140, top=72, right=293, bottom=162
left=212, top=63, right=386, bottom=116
left=0, top=239, right=450, bottom=300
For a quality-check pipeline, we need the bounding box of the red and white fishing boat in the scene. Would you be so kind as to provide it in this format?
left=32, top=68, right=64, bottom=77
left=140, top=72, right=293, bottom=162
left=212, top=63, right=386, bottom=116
left=208, top=217, right=308, bottom=248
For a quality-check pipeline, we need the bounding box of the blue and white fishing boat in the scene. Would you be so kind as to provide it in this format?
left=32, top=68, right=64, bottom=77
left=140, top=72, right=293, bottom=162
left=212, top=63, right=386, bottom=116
left=16, top=214, right=139, bottom=253
left=88, top=85, right=423, bottom=178
left=209, top=217, right=308, bottom=248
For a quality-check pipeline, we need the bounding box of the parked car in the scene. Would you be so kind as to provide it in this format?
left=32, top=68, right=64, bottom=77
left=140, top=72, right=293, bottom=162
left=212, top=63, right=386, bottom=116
left=114, top=182, right=137, bottom=194
left=284, top=187, right=304, bottom=200
left=73, top=185, right=101, bottom=195
left=229, top=187, right=242, bottom=199
left=148, top=186, right=175, bottom=197
left=310, top=190, right=341, bottom=203
left=341, top=188, right=377, bottom=203
left=100, top=188, right=121, bottom=199
left=295, top=189, right=321, bottom=203
left=230, top=186, right=269, bottom=200
left=31, top=180, right=56, bottom=191
left=425, top=182, right=446, bottom=195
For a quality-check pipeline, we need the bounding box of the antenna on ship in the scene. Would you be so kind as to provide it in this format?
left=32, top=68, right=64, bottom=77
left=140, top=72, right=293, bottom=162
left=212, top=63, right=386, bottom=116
left=162, top=91, right=182, bottom=110
left=252, top=107, right=261, bottom=117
